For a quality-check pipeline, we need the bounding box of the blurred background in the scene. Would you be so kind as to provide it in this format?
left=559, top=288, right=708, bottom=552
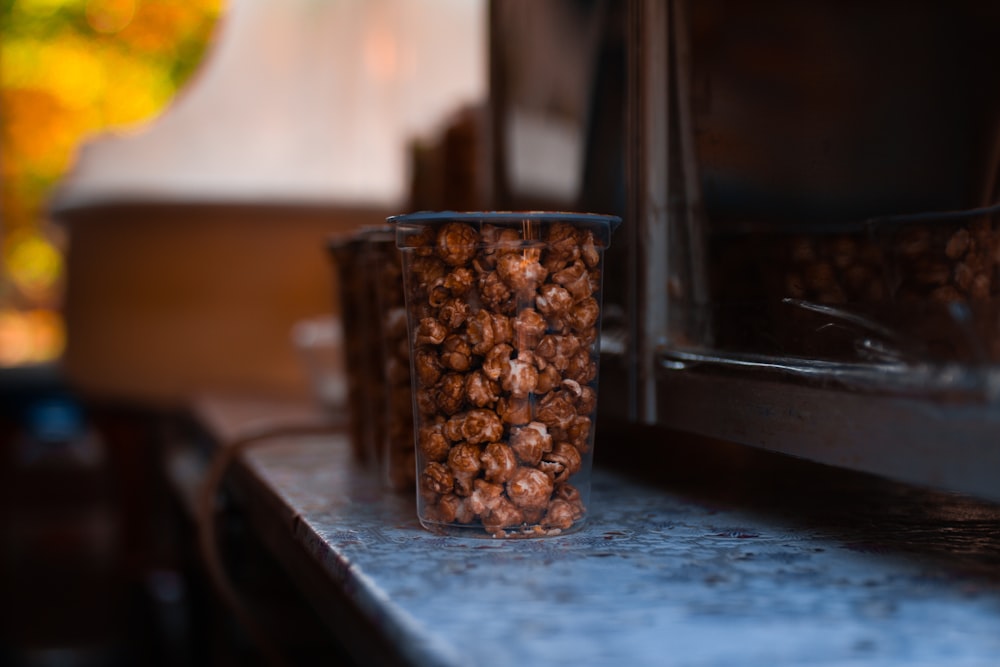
left=1, top=0, right=490, bottom=664
left=2, top=0, right=223, bottom=367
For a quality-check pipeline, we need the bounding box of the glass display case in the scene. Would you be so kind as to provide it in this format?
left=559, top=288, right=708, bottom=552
left=490, top=0, right=1000, bottom=502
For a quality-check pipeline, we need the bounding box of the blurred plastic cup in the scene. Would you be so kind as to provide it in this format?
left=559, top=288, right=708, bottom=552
left=291, top=314, right=347, bottom=412
left=327, top=233, right=378, bottom=470
left=364, top=227, right=417, bottom=492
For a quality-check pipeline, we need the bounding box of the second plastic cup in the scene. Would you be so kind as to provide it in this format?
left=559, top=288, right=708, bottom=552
left=391, top=211, right=620, bottom=538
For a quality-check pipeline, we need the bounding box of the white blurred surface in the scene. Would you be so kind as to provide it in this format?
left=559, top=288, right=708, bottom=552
left=292, top=314, right=347, bottom=412
left=52, top=0, right=486, bottom=211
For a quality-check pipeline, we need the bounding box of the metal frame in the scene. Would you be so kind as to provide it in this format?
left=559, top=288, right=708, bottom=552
left=627, top=0, right=1000, bottom=503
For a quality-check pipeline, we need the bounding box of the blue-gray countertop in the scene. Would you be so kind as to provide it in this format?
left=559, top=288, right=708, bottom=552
left=183, top=395, right=1000, bottom=667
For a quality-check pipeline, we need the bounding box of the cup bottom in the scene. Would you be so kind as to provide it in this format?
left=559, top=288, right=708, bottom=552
left=418, top=515, right=588, bottom=539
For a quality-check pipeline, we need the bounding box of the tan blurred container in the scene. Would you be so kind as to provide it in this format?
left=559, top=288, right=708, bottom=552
left=56, top=201, right=389, bottom=407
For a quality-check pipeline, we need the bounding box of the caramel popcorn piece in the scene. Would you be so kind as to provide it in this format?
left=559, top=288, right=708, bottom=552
left=415, top=317, right=447, bottom=346
left=436, top=222, right=479, bottom=266
left=483, top=497, right=524, bottom=536
left=418, top=421, right=450, bottom=462
left=448, top=442, right=483, bottom=496
left=497, top=396, right=532, bottom=426
left=540, top=441, right=582, bottom=483
left=409, top=255, right=446, bottom=289
left=421, top=461, right=454, bottom=495
left=535, top=391, right=577, bottom=431
left=465, top=370, right=500, bottom=408
left=501, top=355, right=539, bottom=397
left=536, top=283, right=574, bottom=319
left=580, top=230, right=601, bottom=268
left=436, top=494, right=474, bottom=524
left=467, top=478, right=505, bottom=516
left=454, top=410, right=503, bottom=445
left=509, top=422, right=552, bottom=466
left=513, top=308, right=547, bottom=350
left=437, top=298, right=471, bottom=329
left=566, top=297, right=600, bottom=332
left=552, top=259, right=593, bottom=301
left=414, top=349, right=443, bottom=387
left=440, top=335, right=473, bottom=372
left=497, top=252, right=548, bottom=294
left=544, top=222, right=582, bottom=272
left=434, top=373, right=466, bottom=415
left=478, top=269, right=515, bottom=313
left=481, top=442, right=518, bottom=483
left=481, top=343, right=514, bottom=382
left=506, top=467, right=554, bottom=512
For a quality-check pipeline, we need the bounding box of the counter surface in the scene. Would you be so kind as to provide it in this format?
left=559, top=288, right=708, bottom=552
left=184, top=395, right=1000, bottom=667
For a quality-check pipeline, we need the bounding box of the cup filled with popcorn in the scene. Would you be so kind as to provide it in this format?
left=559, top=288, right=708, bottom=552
left=327, top=233, right=378, bottom=469
left=390, top=212, right=621, bottom=537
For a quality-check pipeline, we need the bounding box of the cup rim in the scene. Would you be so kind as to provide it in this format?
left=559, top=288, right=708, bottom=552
left=387, top=210, right=622, bottom=230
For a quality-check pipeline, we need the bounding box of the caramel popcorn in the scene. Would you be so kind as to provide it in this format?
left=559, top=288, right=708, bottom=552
left=513, top=308, right=547, bottom=350
left=418, top=421, right=450, bottom=462
left=421, top=461, right=454, bottom=495
left=535, top=391, right=577, bottom=431
left=478, top=269, right=514, bottom=313
left=436, top=222, right=479, bottom=266
left=565, top=348, right=598, bottom=384
left=416, top=318, right=448, bottom=346
left=448, top=442, right=483, bottom=496
left=465, top=370, right=500, bottom=408
left=440, top=334, right=473, bottom=372
left=544, top=222, right=582, bottom=272
left=497, top=252, right=548, bottom=294
left=541, top=441, right=582, bottom=483
left=718, top=219, right=998, bottom=317
left=434, top=373, right=466, bottom=416
left=580, top=230, right=601, bottom=268
left=429, top=267, right=476, bottom=306
left=466, top=310, right=512, bottom=355
left=480, top=225, right=523, bottom=263
left=467, top=478, right=505, bottom=516
left=394, top=214, right=616, bottom=537
left=506, top=467, right=554, bottom=512
left=509, top=422, right=552, bottom=466
left=543, top=495, right=585, bottom=530
left=497, top=396, right=532, bottom=426
left=483, top=497, right=524, bottom=536
left=447, top=409, right=504, bottom=445
left=436, top=494, right=474, bottom=524
left=481, top=442, right=518, bottom=483
left=346, top=233, right=418, bottom=493
left=437, top=298, right=471, bottom=329
left=414, top=349, right=443, bottom=386
left=552, top=259, right=594, bottom=301
left=535, top=365, right=563, bottom=394
left=409, top=255, right=446, bottom=289
left=481, top=343, right=514, bottom=382
left=567, top=297, right=600, bottom=332
left=536, top=334, right=582, bottom=371
left=536, top=283, right=574, bottom=320
left=501, top=355, right=539, bottom=397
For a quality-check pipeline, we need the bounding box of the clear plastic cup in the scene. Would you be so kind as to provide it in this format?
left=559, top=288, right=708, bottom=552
left=327, top=234, right=374, bottom=467
left=390, top=212, right=621, bottom=537
left=364, top=227, right=417, bottom=492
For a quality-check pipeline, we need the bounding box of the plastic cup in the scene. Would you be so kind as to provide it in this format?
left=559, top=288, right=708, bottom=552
left=364, top=228, right=417, bottom=492
left=327, top=234, right=373, bottom=467
left=391, top=211, right=621, bottom=537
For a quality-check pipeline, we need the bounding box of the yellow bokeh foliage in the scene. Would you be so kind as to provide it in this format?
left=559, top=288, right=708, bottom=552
left=1, top=0, right=222, bottom=365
